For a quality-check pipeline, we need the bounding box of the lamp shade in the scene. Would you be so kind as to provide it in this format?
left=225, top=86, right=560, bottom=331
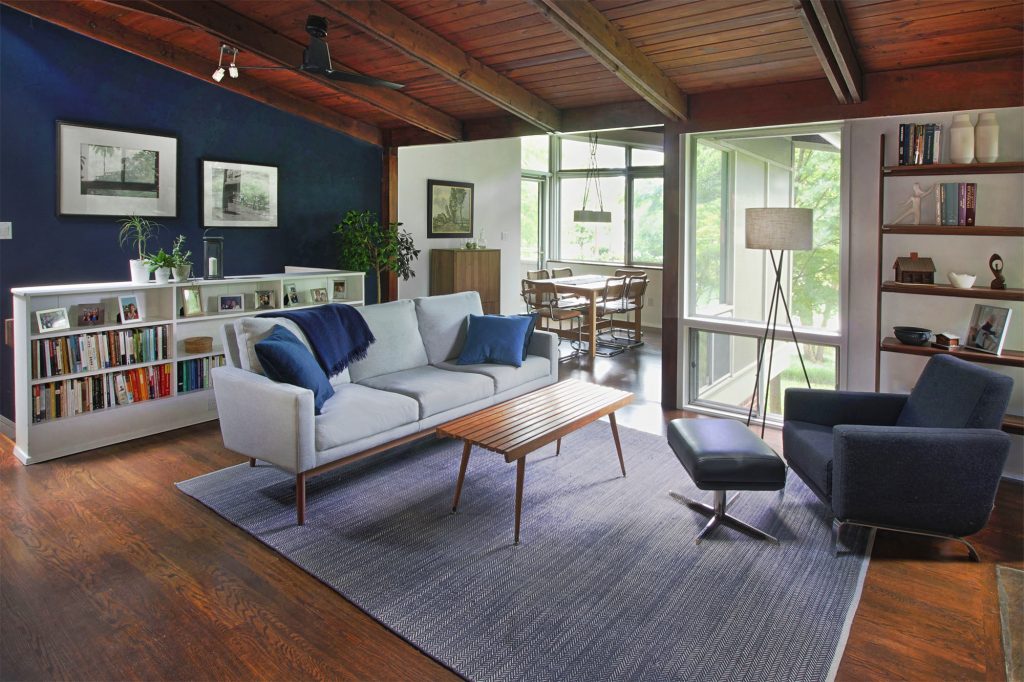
left=745, top=208, right=813, bottom=251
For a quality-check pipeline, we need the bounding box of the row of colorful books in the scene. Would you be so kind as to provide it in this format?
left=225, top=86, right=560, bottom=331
left=31, top=364, right=173, bottom=423
left=898, top=123, right=942, bottom=165
left=177, top=355, right=226, bottom=394
left=32, top=326, right=170, bottom=379
left=934, top=183, right=977, bottom=226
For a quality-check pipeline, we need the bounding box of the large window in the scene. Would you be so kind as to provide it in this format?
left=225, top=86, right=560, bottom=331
left=685, top=126, right=844, bottom=420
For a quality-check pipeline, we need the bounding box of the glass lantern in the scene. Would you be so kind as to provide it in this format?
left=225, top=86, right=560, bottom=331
left=203, top=235, right=224, bottom=280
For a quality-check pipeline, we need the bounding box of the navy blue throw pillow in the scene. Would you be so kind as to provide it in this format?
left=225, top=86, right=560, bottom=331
left=515, top=312, right=538, bottom=360
left=255, top=325, right=335, bottom=415
left=457, top=314, right=534, bottom=368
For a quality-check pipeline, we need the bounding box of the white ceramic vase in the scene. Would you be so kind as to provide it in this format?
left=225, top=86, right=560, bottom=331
left=129, top=259, right=150, bottom=284
left=153, top=267, right=171, bottom=285
left=975, top=113, right=999, bottom=163
left=949, top=114, right=975, bottom=164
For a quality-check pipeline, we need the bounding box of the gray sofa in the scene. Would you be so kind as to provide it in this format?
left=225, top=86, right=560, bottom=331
left=212, top=291, right=559, bottom=523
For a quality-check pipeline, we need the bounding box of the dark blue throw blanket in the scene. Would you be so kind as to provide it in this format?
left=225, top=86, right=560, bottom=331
left=258, top=303, right=375, bottom=376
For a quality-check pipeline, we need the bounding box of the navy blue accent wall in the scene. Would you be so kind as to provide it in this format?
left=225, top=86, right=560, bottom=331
left=0, top=7, right=382, bottom=420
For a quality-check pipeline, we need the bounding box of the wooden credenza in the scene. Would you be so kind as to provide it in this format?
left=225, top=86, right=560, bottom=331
left=430, top=248, right=501, bottom=314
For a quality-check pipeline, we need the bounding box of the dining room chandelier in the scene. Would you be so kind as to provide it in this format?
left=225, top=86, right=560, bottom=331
left=573, top=133, right=612, bottom=223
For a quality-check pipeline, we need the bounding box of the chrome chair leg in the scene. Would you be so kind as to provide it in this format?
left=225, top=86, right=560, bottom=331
left=669, top=489, right=779, bottom=544
left=838, top=519, right=981, bottom=562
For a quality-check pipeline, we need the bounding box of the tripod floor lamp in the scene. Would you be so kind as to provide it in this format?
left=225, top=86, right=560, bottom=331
left=744, top=207, right=813, bottom=436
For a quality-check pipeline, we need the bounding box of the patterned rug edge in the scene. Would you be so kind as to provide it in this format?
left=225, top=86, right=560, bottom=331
left=825, top=529, right=875, bottom=681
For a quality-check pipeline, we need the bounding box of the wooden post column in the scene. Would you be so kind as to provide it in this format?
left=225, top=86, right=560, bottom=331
left=380, top=144, right=399, bottom=303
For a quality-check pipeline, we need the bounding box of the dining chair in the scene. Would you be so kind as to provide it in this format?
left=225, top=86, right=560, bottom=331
left=521, top=279, right=584, bottom=362
left=591, top=276, right=628, bottom=357
left=550, top=267, right=573, bottom=279
left=526, top=269, right=550, bottom=280
left=614, top=268, right=646, bottom=278
left=600, top=274, right=648, bottom=349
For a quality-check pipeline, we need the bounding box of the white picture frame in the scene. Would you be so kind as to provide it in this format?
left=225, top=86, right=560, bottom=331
left=35, top=307, right=71, bottom=333
left=118, top=295, right=143, bottom=324
left=201, top=159, right=278, bottom=228
left=311, top=287, right=329, bottom=304
left=218, top=295, right=244, bottom=312
left=181, top=288, right=204, bottom=317
left=254, top=290, right=276, bottom=310
left=332, top=279, right=348, bottom=300
left=966, top=304, right=1012, bottom=355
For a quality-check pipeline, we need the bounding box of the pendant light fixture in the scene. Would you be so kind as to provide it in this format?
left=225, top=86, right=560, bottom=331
left=573, top=133, right=612, bottom=223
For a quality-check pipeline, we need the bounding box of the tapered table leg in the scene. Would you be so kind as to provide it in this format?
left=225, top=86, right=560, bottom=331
left=514, top=457, right=525, bottom=544
left=296, top=472, right=306, bottom=525
left=556, top=438, right=561, bottom=456
left=451, top=440, right=472, bottom=512
left=609, top=412, right=626, bottom=477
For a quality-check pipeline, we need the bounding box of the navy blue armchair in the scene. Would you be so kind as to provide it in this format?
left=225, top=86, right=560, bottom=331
left=783, top=354, right=1013, bottom=560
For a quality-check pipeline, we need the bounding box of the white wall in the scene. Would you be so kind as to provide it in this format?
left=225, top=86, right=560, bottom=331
left=397, top=138, right=521, bottom=314
left=845, top=106, right=1024, bottom=477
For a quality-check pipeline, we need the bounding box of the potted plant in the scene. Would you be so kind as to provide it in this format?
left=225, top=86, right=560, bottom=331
left=144, top=248, right=175, bottom=285
left=334, top=210, right=420, bottom=304
left=170, top=234, right=192, bottom=281
left=117, top=215, right=160, bottom=284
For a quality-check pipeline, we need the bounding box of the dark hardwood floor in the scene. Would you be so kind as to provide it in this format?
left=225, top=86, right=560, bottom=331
left=2, top=328, right=1020, bottom=680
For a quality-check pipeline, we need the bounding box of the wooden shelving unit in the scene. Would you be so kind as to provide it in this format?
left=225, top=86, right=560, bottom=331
left=875, top=133, right=1023, bottom=437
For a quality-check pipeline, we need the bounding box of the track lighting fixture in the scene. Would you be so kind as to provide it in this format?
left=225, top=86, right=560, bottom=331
left=212, top=44, right=238, bottom=83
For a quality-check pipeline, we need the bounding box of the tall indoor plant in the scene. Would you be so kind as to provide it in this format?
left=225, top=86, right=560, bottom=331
left=117, top=215, right=160, bottom=284
left=334, top=210, right=420, bottom=304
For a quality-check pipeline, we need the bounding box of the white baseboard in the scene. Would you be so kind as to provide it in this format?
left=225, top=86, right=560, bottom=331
left=0, top=415, right=14, bottom=439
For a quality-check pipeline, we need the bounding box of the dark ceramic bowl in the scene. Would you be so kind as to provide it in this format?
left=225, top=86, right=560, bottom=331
left=893, top=326, right=932, bottom=346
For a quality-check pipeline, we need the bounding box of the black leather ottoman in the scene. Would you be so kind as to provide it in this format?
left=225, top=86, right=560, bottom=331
left=667, top=418, right=786, bottom=544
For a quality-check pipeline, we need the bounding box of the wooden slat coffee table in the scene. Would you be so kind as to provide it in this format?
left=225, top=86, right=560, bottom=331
left=438, top=380, right=634, bottom=544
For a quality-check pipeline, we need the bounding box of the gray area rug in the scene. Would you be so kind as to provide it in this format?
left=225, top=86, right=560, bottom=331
left=178, top=421, right=871, bottom=681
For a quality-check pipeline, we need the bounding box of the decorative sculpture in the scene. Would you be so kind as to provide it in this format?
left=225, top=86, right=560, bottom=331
left=989, top=253, right=1006, bottom=290
left=890, top=183, right=936, bottom=225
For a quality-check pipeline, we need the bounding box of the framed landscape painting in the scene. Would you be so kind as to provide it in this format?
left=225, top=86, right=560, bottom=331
left=201, top=159, right=278, bottom=228
left=427, top=179, right=474, bottom=238
left=57, top=121, right=178, bottom=217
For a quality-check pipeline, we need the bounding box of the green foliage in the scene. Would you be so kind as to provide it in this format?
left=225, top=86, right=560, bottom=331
left=790, top=145, right=841, bottom=330
left=144, top=248, right=175, bottom=272
left=631, top=178, right=663, bottom=264
left=170, top=234, right=192, bottom=268
left=334, top=210, right=420, bottom=303
left=117, top=215, right=160, bottom=260
left=693, top=143, right=725, bottom=308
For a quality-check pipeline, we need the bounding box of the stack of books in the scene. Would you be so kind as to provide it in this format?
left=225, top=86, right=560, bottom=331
left=898, top=123, right=942, bottom=165
left=935, top=183, right=977, bottom=226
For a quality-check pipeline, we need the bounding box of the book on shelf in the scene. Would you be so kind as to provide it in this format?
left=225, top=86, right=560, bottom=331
left=31, top=325, right=169, bottom=379
left=31, top=364, right=172, bottom=423
left=177, top=355, right=226, bottom=393
left=897, top=122, right=942, bottom=165
left=934, top=182, right=977, bottom=226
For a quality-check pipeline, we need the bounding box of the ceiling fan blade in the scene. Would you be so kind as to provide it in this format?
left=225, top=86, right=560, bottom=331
left=324, top=69, right=405, bottom=90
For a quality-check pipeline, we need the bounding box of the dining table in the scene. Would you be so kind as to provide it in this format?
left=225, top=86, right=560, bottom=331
left=532, top=274, right=642, bottom=359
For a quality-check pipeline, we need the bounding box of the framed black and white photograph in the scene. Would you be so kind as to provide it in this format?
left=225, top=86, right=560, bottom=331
left=218, top=295, right=244, bottom=312
left=57, top=121, right=178, bottom=217
left=201, top=159, right=278, bottom=228
left=332, top=279, right=348, bottom=300
left=181, top=288, right=204, bottom=317
left=76, top=305, right=105, bottom=327
left=284, top=282, right=299, bottom=306
left=427, top=179, right=474, bottom=238
left=255, top=290, right=276, bottom=310
left=311, top=287, right=328, bottom=304
left=118, top=295, right=143, bottom=324
left=36, top=307, right=71, bottom=333
left=966, top=304, right=1012, bottom=355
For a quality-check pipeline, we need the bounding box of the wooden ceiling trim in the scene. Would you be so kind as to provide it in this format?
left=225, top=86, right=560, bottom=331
left=128, top=0, right=464, bottom=141
left=7, top=0, right=382, bottom=146
left=807, top=0, right=863, bottom=102
left=794, top=0, right=857, bottom=103
left=848, top=1, right=1021, bottom=28
left=320, top=0, right=563, bottom=132
left=529, top=0, right=688, bottom=120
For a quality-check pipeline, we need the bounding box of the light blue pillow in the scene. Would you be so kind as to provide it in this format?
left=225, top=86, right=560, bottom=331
left=255, top=325, right=334, bottom=414
left=457, top=314, right=534, bottom=368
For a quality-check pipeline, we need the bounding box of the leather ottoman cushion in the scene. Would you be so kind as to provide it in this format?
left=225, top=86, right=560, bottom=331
left=668, top=418, right=785, bottom=491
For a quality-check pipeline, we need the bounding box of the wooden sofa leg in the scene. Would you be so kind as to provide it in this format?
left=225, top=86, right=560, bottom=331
left=249, top=457, right=256, bottom=467
left=296, top=472, right=306, bottom=525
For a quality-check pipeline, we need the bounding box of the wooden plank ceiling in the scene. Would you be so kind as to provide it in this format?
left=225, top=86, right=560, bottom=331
left=6, top=0, right=1022, bottom=146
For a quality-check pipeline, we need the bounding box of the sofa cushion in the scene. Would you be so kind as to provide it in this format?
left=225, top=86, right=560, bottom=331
left=358, top=366, right=493, bottom=418
left=457, top=314, right=533, bottom=368
left=255, top=325, right=334, bottom=415
left=233, top=316, right=351, bottom=386
left=435, top=355, right=551, bottom=394
left=781, top=420, right=835, bottom=503
left=315, top=384, right=420, bottom=451
left=348, top=300, right=429, bottom=382
left=414, top=292, right=483, bottom=364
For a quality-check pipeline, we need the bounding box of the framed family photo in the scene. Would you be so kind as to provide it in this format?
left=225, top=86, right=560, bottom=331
left=332, top=279, right=348, bottom=300
left=77, top=305, right=105, bottom=327
left=311, top=288, right=329, bottom=304
left=284, top=283, right=299, bottom=306
left=201, top=159, right=278, bottom=228
left=118, top=295, right=143, bottom=324
left=57, top=121, right=178, bottom=217
left=36, top=307, right=71, bottom=333
left=255, top=290, right=276, bottom=310
left=427, top=179, right=474, bottom=238
left=966, top=304, right=1012, bottom=355
left=218, top=295, right=244, bottom=312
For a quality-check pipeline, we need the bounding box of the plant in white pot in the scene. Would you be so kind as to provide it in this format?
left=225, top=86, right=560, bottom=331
left=117, top=215, right=160, bottom=284
left=170, top=234, right=192, bottom=281
left=145, top=248, right=175, bottom=285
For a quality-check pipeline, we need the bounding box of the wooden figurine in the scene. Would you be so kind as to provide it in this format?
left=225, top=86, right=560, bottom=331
left=893, top=252, right=936, bottom=284
left=990, top=253, right=1006, bottom=290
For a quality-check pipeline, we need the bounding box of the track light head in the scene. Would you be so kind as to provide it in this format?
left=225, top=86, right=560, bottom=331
left=228, top=64, right=238, bottom=79
left=212, top=67, right=225, bottom=82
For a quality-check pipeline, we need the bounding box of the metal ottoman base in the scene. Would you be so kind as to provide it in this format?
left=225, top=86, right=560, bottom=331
left=669, top=489, right=779, bottom=544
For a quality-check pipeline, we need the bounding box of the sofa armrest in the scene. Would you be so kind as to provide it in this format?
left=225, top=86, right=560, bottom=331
left=527, top=329, right=559, bottom=376
left=211, top=366, right=316, bottom=474
left=784, top=389, right=908, bottom=427
left=832, top=424, right=1010, bottom=536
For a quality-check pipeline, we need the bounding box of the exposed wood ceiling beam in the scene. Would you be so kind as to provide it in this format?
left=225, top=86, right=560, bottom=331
left=3, top=0, right=382, bottom=146
left=794, top=0, right=862, bottom=103
left=529, top=0, right=688, bottom=121
left=110, top=0, right=463, bottom=141
left=319, top=0, right=562, bottom=133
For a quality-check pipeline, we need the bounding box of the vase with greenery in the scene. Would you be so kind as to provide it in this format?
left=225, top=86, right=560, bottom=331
left=144, top=248, right=175, bottom=285
left=334, top=210, right=420, bottom=304
left=170, top=234, right=192, bottom=282
left=117, top=215, right=160, bottom=284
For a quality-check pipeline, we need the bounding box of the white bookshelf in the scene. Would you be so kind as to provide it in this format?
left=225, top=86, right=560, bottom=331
left=11, top=268, right=365, bottom=464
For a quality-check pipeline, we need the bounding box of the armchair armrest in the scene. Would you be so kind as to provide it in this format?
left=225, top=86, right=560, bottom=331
left=211, top=366, right=316, bottom=474
left=527, top=329, right=559, bottom=376
left=832, top=424, right=1011, bottom=537
left=784, top=389, right=908, bottom=427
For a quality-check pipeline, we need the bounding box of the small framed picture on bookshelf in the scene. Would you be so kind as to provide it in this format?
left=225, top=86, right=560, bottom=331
left=255, top=290, right=276, bottom=310
left=218, top=295, right=244, bottom=312
left=118, top=295, right=143, bottom=324
left=966, top=304, right=1012, bottom=355
left=182, top=288, right=204, bottom=317
left=76, top=305, right=105, bottom=327
left=311, top=287, right=329, bottom=304
left=36, top=307, right=71, bottom=333
left=332, top=279, right=348, bottom=300
left=284, top=282, right=299, bottom=306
